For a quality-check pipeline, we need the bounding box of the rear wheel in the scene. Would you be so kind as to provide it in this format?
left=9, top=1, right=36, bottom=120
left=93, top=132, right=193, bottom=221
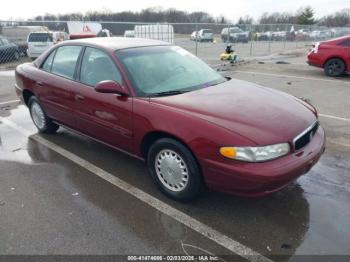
left=29, top=96, right=59, bottom=134
left=324, top=58, right=345, bottom=77
left=147, top=138, right=203, bottom=201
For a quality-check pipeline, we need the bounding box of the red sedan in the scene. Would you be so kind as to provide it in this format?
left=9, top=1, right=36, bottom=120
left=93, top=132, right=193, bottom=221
left=15, top=37, right=325, bottom=201
left=307, top=36, right=350, bottom=76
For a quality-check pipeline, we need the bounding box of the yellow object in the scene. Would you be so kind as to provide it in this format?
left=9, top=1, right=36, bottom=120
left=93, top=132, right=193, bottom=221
left=220, top=147, right=237, bottom=159
left=220, top=52, right=232, bottom=61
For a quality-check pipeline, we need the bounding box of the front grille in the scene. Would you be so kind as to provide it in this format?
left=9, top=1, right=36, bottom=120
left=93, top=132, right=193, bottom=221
left=293, top=121, right=319, bottom=151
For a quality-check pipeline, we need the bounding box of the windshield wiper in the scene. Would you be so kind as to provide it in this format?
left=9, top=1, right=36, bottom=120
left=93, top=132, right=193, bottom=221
left=150, top=90, right=190, bottom=97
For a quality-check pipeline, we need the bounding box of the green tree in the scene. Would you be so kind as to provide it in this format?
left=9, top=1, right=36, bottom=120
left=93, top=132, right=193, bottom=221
left=297, top=7, right=316, bottom=25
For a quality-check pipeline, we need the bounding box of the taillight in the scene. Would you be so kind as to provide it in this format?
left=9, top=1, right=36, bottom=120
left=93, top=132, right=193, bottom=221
left=313, top=42, right=320, bottom=53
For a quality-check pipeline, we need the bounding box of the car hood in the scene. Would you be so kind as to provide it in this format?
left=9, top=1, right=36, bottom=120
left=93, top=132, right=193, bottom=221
left=150, top=79, right=317, bottom=145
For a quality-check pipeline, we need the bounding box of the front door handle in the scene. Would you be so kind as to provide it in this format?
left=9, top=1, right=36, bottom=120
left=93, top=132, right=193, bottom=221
left=36, top=81, right=44, bottom=87
left=75, top=94, right=85, bottom=102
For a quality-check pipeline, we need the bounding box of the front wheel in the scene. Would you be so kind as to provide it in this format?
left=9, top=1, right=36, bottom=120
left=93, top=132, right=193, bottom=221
left=147, top=138, right=203, bottom=201
left=29, top=96, right=59, bottom=134
left=324, top=58, right=345, bottom=77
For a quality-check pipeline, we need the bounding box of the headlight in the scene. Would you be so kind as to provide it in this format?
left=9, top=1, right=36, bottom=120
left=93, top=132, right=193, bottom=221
left=220, top=143, right=290, bottom=162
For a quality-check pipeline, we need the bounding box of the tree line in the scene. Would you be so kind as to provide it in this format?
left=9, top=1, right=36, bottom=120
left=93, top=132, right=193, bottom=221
left=31, top=7, right=350, bottom=27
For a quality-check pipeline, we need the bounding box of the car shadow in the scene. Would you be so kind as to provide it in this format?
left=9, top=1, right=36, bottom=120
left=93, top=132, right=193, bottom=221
left=26, top=130, right=310, bottom=260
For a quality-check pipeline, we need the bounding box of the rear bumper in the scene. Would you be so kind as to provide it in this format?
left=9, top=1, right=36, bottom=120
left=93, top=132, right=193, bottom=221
left=201, top=126, right=326, bottom=197
left=307, top=53, right=324, bottom=68
left=14, top=84, right=25, bottom=104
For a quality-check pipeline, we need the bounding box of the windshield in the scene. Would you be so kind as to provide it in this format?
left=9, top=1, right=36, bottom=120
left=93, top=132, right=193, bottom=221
left=116, top=46, right=225, bottom=97
left=230, top=28, right=243, bottom=33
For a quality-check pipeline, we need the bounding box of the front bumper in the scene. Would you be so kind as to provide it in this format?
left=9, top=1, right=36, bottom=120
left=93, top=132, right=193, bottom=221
left=201, top=126, right=326, bottom=197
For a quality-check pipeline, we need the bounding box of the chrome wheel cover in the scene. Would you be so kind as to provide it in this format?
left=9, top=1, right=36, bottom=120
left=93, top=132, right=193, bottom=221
left=31, top=102, right=46, bottom=129
left=155, top=149, right=189, bottom=192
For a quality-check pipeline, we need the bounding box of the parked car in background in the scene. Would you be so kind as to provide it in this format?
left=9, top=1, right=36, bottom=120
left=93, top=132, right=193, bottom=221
left=221, top=27, right=249, bottom=43
left=27, top=31, right=69, bottom=60
left=272, top=31, right=287, bottom=41
left=1, top=26, right=48, bottom=56
left=307, top=36, right=350, bottom=77
left=310, top=30, right=332, bottom=40
left=124, top=30, right=135, bottom=38
left=256, top=31, right=272, bottom=41
left=331, top=28, right=350, bottom=38
left=295, top=29, right=311, bottom=41
left=15, top=37, right=325, bottom=201
left=197, top=29, right=214, bottom=42
left=0, top=36, right=20, bottom=63
left=97, top=29, right=112, bottom=37
left=190, top=31, right=198, bottom=41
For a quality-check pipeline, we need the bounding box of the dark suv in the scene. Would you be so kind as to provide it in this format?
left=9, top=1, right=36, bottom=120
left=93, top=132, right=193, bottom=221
left=0, top=36, right=20, bottom=63
left=221, top=27, right=249, bottom=43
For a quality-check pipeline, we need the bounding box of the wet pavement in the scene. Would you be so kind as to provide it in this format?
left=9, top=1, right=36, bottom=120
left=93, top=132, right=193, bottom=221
left=0, top=59, right=350, bottom=261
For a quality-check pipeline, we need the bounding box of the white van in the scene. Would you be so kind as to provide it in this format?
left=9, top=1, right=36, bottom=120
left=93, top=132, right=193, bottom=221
left=134, top=24, right=174, bottom=43
left=27, top=31, right=69, bottom=59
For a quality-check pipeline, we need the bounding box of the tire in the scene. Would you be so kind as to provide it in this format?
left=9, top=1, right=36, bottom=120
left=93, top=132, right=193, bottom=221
left=28, top=96, right=59, bottom=134
left=147, top=138, right=203, bottom=201
left=324, top=58, right=346, bottom=77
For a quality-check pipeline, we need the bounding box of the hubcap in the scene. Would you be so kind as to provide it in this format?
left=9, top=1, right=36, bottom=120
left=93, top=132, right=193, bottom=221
left=31, top=102, right=46, bottom=129
left=155, top=149, right=189, bottom=192
left=328, top=61, right=343, bottom=75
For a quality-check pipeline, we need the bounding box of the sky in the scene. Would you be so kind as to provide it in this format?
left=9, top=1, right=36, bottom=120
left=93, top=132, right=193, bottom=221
left=0, top=0, right=349, bottom=21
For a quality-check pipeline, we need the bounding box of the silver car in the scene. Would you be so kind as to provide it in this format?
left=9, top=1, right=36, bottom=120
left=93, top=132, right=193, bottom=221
left=197, top=29, right=214, bottom=42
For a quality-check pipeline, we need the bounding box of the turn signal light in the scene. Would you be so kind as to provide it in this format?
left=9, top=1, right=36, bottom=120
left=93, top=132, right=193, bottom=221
left=219, top=147, right=237, bottom=159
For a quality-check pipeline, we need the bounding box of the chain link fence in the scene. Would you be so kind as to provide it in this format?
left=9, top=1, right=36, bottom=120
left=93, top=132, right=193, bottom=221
left=1, top=20, right=350, bottom=70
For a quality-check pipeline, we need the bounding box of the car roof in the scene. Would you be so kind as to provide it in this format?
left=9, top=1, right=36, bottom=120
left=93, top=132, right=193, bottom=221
left=67, top=37, right=172, bottom=51
left=29, top=31, right=51, bottom=35
left=323, top=35, right=350, bottom=44
left=34, top=37, right=172, bottom=68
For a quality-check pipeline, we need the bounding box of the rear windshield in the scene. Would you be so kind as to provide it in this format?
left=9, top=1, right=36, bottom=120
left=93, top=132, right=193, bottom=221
left=202, top=29, right=212, bottom=33
left=28, top=33, right=53, bottom=42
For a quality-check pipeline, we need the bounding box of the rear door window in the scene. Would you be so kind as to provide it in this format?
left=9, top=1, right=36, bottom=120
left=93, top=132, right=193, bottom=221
left=51, top=46, right=82, bottom=79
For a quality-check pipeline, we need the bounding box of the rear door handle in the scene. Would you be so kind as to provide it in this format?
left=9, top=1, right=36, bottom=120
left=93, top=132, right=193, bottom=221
left=36, top=81, right=44, bottom=87
left=75, top=94, right=85, bottom=102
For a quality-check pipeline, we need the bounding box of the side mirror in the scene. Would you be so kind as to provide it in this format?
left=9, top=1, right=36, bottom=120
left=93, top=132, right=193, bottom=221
left=94, top=80, right=129, bottom=96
